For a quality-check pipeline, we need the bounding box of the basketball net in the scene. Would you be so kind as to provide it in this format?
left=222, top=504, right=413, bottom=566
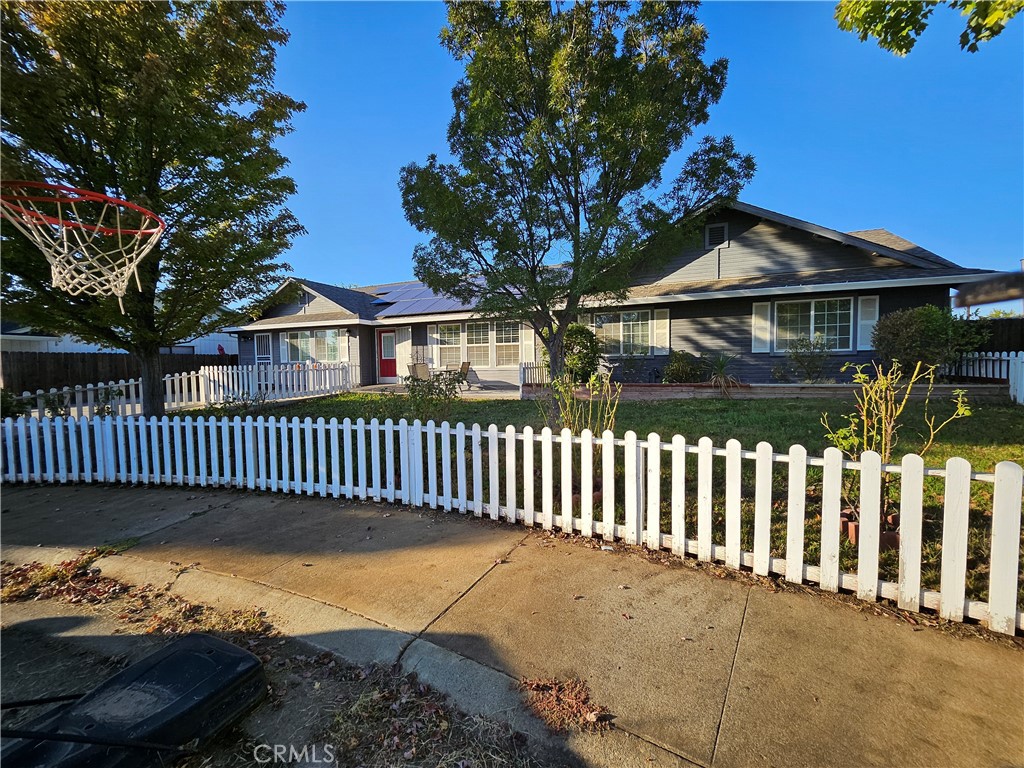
left=0, top=181, right=166, bottom=312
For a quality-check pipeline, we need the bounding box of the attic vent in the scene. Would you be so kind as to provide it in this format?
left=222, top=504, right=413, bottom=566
left=705, top=223, right=729, bottom=249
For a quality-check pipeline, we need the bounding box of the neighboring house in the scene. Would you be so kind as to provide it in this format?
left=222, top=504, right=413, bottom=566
left=229, top=201, right=993, bottom=387
left=0, top=321, right=238, bottom=355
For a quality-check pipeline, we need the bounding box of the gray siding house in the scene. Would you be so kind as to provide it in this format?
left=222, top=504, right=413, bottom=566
left=228, top=201, right=992, bottom=387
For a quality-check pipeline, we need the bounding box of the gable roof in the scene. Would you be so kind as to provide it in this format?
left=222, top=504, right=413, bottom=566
left=728, top=202, right=946, bottom=270
left=296, top=278, right=382, bottom=321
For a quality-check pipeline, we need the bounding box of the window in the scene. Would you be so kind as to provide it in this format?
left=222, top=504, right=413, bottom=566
left=775, top=298, right=853, bottom=351
left=466, top=321, right=490, bottom=367
left=494, top=321, right=520, bottom=367
left=705, top=223, right=729, bottom=249
left=284, top=330, right=342, bottom=362
left=594, top=313, right=621, bottom=356
left=285, top=332, right=310, bottom=362
left=437, top=324, right=462, bottom=367
left=594, top=311, right=651, bottom=356
left=621, top=311, right=650, bottom=355
left=313, top=330, right=340, bottom=362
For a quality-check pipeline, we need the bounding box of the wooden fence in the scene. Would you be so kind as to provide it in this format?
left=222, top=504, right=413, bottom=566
left=0, top=351, right=237, bottom=394
left=14, top=363, right=356, bottom=418
left=1, top=415, right=1020, bottom=635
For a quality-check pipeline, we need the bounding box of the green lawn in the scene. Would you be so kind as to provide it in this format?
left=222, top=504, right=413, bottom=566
left=257, top=392, right=1024, bottom=471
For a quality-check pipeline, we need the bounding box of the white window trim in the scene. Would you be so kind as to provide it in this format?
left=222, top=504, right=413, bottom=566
left=282, top=329, right=343, bottom=363
left=705, top=222, right=729, bottom=249
left=773, top=296, right=855, bottom=353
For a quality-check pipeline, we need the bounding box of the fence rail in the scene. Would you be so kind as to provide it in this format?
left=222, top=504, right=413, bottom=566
left=14, top=363, right=357, bottom=418
left=2, top=415, right=1020, bottom=635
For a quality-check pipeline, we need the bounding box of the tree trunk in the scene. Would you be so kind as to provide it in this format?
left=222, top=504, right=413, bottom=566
left=135, top=350, right=165, bottom=417
left=546, top=327, right=567, bottom=380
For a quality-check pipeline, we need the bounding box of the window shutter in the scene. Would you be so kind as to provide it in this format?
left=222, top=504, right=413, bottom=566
left=280, top=333, right=290, bottom=364
left=580, top=313, right=593, bottom=329
left=338, top=331, right=349, bottom=362
left=427, top=324, right=438, bottom=365
left=652, top=309, right=670, bottom=355
left=857, top=296, right=880, bottom=351
left=751, top=302, right=772, bottom=353
left=521, top=323, right=535, bottom=364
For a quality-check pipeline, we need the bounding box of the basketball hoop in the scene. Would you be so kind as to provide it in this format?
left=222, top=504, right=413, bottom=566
left=0, top=180, right=166, bottom=312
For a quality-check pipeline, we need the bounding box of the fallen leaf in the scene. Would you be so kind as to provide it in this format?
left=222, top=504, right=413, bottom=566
left=572, top=594, right=585, bottom=600
left=622, top=613, right=633, bottom=620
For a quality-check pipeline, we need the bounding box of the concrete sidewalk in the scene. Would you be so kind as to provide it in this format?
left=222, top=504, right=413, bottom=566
left=2, top=485, right=1022, bottom=768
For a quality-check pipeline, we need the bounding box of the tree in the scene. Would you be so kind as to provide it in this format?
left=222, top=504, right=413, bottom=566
left=835, top=0, right=1023, bottom=55
left=400, top=1, right=755, bottom=377
left=0, top=1, right=305, bottom=415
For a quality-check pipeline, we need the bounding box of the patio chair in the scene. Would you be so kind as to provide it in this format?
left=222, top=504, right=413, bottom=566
left=407, top=363, right=430, bottom=381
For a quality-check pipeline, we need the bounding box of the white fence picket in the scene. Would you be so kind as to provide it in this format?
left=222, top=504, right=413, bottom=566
left=819, top=447, right=843, bottom=592
left=490, top=424, right=501, bottom=521
left=580, top=429, right=593, bottom=538
left=697, top=437, right=713, bottom=562
left=560, top=428, right=573, bottom=532
left=601, top=430, right=615, bottom=541
left=671, top=436, right=686, bottom=557
left=623, top=432, right=640, bottom=545
left=898, top=454, right=924, bottom=612
left=646, top=433, right=661, bottom=550
left=988, top=461, right=1023, bottom=634
left=857, top=451, right=882, bottom=601
left=541, top=427, right=553, bottom=530
left=786, top=444, right=807, bottom=584
left=505, top=425, right=517, bottom=523
left=939, top=457, right=972, bottom=621
left=753, top=442, right=773, bottom=577
left=724, top=439, right=742, bottom=569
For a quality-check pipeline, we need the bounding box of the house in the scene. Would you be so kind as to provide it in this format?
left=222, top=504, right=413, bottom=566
left=228, top=201, right=993, bottom=386
left=0, top=321, right=238, bottom=355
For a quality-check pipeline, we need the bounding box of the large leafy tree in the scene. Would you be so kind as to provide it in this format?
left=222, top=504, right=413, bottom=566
left=1, top=0, right=304, bottom=415
left=400, top=1, right=755, bottom=377
left=835, top=1, right=1023, bottom=55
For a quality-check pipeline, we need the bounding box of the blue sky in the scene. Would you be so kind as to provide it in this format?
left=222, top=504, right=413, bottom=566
left=273, top=1, right=1023, bottom=308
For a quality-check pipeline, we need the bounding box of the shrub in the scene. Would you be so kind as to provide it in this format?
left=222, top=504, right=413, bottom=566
left=783, top=334, right=833, bottom=383
left=536, top=373, right=621, bottom=436
left=403, top=370, right=463, bottom=423
left=543, top=323, right=601, bottom=384
left=704, top=353, right=741, bottom=397
left=662, top=350, right=705, bottom=383
left=0, top=389, right=29, bottom=419
left=872, top=306, right=989, bottom=370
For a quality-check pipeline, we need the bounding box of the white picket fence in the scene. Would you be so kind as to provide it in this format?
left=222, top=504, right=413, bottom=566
left=14, top=363, right=357, bottom=418
left=520, top=362, right=550, bottom=386
left=949, top=351, right=1023, bottom=383
left=2, top=415, right=1021, bottom=635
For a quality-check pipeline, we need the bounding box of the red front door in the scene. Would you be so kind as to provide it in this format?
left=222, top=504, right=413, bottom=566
left=378, top=330, right=397, bottom=380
